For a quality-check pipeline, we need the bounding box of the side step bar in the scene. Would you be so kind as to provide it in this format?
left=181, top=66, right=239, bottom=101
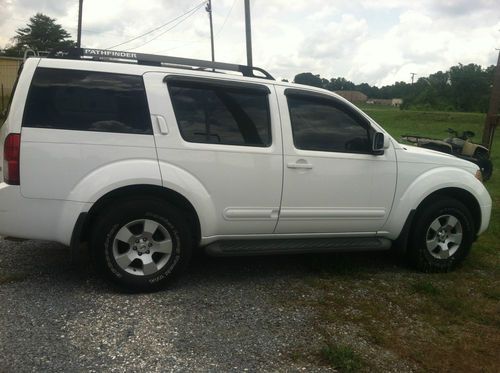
left=205, top=237, right=392, bottom=257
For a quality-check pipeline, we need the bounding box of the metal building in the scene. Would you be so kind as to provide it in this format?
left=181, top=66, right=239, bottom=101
left=0, top=56, right=22, bottom=110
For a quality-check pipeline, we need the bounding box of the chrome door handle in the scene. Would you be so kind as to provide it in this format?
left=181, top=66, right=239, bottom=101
left=287, top=162, right=313, bottom=169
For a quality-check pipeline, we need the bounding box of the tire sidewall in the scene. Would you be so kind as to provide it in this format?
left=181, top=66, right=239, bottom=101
left=410, top=199, right=474, bottom=272
left=91, top=199, right=192, bottom=291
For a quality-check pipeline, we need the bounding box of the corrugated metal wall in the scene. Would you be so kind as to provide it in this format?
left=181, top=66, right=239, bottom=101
left=0, top=57, right=22, bottom=110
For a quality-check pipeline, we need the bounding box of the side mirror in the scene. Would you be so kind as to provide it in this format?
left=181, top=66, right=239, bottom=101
left=372, top=132, right=385, bottom=155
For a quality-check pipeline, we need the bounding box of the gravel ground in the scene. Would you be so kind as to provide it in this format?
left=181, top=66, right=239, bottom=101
left=0, top=238, right=336, bottom=372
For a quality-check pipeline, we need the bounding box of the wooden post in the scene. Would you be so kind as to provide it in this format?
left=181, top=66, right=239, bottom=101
left=482, top=50, right=500, bottom=150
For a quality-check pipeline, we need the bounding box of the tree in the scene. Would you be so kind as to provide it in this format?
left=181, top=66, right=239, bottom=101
left=290, top=62, right=494, bottom=113
left=293, top=72, right=325, bottom=88
left=449, top=63, right=491, bottom=112
left=324, top=77, right=355, bottom=91
left=4, top=13, right=75, bottom=57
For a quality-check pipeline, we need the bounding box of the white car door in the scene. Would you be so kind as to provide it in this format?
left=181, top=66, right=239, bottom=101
left=143, top=72, right=283, bottom=237
left=275, top=86, right=397, bottom=234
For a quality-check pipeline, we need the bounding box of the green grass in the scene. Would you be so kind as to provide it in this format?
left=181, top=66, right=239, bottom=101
left=294, top=106, right=500, bottom=372
left=320, top=343, right=364, bottom=372
left=411, top=280, right=441, bottom=296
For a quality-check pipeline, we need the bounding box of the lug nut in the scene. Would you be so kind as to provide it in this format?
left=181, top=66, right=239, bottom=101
left=135, top=239, right=139, bottom=243
left=133, top=246, right=137, bottom=250
left=145, top=250, right=150, bottom=254
left=138, top=252, right=142, bottom=256
left=148, top=243, right=153, bottom=247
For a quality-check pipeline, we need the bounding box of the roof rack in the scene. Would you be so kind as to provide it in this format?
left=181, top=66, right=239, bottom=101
left=47, top=48, right=275, bottom=80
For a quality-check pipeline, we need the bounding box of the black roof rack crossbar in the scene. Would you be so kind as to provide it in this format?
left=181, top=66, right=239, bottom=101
left=48, top=48, right=275, bottom=80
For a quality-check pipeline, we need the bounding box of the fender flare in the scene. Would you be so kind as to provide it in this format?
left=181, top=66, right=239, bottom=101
left=67, top=159, right=217, bottom=239
left=382, top=167, right=488, bottom=240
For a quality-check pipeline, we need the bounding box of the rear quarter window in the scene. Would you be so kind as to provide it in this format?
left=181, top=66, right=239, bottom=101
left=23, top=68, right=152, bottom=134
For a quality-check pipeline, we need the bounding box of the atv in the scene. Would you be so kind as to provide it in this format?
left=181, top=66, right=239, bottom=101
left=401, top=128, right=493, bottom=181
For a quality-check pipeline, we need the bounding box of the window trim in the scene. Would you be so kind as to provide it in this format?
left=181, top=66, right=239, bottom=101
left=166, top=76, right=273, bottom=148
left=164, top=75, right=271, bottom=94
left=285, top=88, right=374, bottom=155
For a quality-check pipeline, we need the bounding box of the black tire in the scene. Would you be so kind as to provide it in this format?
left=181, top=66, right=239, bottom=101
left=407, top=198, right=474, bottom=272
left=90, top=198, right=193, bottom=292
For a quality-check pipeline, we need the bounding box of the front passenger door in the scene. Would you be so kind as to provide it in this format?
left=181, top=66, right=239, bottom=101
left=275, top=87, right=397, bottom=234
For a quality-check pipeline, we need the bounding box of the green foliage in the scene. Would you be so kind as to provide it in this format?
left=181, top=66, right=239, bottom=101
left=3, top=13, right=75, bottom=57
left=294, top=72, right=325, bottom=88
left=321, top=343, right=364, bottom=372
left=293, top=63, right=495, bottom=113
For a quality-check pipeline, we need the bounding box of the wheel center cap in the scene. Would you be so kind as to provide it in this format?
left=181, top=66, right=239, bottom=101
left=136, top=237, right=150, bottom=253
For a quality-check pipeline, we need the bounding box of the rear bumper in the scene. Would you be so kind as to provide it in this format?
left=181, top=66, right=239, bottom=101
left=0, top=183, right=91, bottom=245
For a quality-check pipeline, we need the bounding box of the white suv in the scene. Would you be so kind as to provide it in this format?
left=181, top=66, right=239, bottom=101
left=0, top=49, right=492, bottom=291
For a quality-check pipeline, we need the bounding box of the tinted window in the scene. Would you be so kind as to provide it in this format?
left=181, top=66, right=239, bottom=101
left=23, top=68, right=152, bottom=134
left=168, top=81, right=271, bottom=147
left=288, top=95, right=370, bottom=153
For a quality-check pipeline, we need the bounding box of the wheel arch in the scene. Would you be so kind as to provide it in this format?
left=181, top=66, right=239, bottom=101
left=74, top=184, right=202, bottom=248
left=415, top=187, right=481, bottom=232
left=393, top=186, right=481, bottom=255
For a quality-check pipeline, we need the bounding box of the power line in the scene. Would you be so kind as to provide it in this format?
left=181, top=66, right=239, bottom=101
left=155, top=0, right=237, bottom=58
left=216, top=0, right=237, bottom=38
left=127, top=4, right=205, bottom=51
left=156, top=40, right=204, bottom=54
left=106, top=1, right=206, bottom=50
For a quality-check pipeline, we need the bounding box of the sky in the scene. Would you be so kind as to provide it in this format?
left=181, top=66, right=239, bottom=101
left=0, top=0, right=499, bottom=86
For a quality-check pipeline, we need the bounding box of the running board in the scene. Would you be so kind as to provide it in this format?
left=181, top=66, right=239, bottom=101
left=204, top=237, right=392, bottom=257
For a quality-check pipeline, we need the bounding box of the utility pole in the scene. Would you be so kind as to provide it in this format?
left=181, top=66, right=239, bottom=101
left=482, top=49, right=500, bottom=150
left=77, top=0, right=83, bottom=48
left=206, top=0, right=215, bottom=63
left=244, top=0, right=253, bottom=67
left=410, top=72, right=417, bottom=84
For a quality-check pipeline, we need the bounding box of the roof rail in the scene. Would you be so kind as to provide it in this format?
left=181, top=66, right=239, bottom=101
left=47, top=48, right=275, bottom=80
left=23, top=48, right=37, bottom=62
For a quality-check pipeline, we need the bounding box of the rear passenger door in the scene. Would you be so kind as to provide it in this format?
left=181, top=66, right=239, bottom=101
left=144, top=73, right=282, bottom=236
